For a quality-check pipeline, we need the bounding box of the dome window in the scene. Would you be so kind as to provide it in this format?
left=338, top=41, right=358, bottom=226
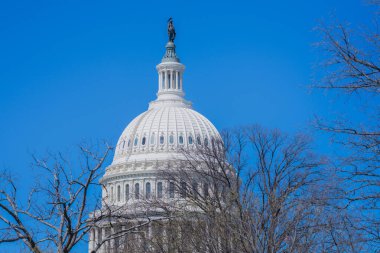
left=203, top=183, right=209, bottom=198
left=169, top=182, right=175, bottom=198
left=160, top=135, right=164, bottom=145
left=192, top=182, right=198, bottom=199
left=188, top=136, right=193, bottom=145
left=169, top=135, right=174, bottom=144
left=142, top=137, right=146, bottom=146
left=157, top=182, right=163, bottom=198
left=179, top=135, right=184, bottom=144
left=135, top=183, right=140, bottom=199
left=180, top=181, right=187, bottom=198
left=150, top=133, right=155, bottom=145
left=197, top=136, right=202, bottom=145
left=117, top=185, right=121, bottom=202
left=122, top=141, right=125, bottom=149
left=125, top=184, right=130, bottom=201
left=134, top=137, right=138, bottom=146
left=146, top=182, right=151, bottom=199
left=127, top=139, right=131, bottom=147
left=204, top=138, right=209, bottom=146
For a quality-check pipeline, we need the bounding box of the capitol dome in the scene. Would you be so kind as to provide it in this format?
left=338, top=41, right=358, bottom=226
left=105, top=36, right=220, bottom=176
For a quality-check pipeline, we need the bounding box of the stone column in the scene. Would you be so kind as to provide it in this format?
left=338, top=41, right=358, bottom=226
left=148, top=223, right=152, bottom=239
left=205, top=224, right=210, bottom=253
left=163, top=223, right=168, bottom=252
left=165, top=71, right=168, bottom=89
left=88, top=229, right=94, bottom=253
left=110, top=227, right=115, bottom=252
left=158, top=72, right=162, bottom=91
left=94, top=228, right=100, bottom=253
left=100, top=228, right=106, bottom=253
left=180, top=72, right=183, bottom=90
left=120, top=225, right=126, bottom=251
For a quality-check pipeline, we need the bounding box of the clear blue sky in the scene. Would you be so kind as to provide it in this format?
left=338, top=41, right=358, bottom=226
left=0, top=0, right=375, bottom=251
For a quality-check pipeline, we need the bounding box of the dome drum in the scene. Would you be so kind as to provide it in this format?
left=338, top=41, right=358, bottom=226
left=111, top=107, right=220, bottom=166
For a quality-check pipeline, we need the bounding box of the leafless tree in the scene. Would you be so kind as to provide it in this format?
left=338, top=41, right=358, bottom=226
left=315, top=2, right=380, bottom=250
left=0, top=143, right=158, bottom=253
left=148, top=126, right=356, bottom=253
left=0, top=130, right=358, bottom=253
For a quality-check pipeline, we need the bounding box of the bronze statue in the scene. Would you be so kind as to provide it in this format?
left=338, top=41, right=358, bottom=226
left=168, top=17, right=176, bottom=42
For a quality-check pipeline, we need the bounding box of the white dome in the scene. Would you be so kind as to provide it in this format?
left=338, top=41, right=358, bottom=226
left=110, top=42, right=221, bottom=167
left=113, top=105, right=220, bottom=165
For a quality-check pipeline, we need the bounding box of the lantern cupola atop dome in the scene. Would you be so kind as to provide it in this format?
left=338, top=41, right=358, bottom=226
left=151, top=18, right=189, bottom=109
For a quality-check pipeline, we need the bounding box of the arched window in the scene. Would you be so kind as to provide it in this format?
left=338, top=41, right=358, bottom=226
left=169, top=135, right=174, bottom=144
left=179, top=135, right=184, bottom=144
left=110, top=186, right=114, bottom=202
left=150, top=133, right=155, bottom=145
left=192, top=182, right=198, bottom=199
left=134, top=137, right=138, bottom=146
left=127, top=139, right=131, bottom=147
left=117, top=185, right=121, bottom=202
left=204, top=138, right=209, bottom=146
left=188, top=136, right=193, bottom=145
left=197, top=136, right=201, bottom=145
left=203, top=183, right=209, bottom=198
left=169, top=182, right=175, bottom=198
left=157, top=182, right=163, bottom=198
left=135, top=183, right=140, bottom=199
left=160, top=135, right=164, bottom=145
left=125, top=184, right=130, bottom=201
left=180, top=181, right=187, bottom=198
left=146, top=182, right=151, bottom=199
left=142, top=137, right=146, bottom=146
left=168, top=73, right=171, bottom=88
left=122, top=141, right=125, bottom=149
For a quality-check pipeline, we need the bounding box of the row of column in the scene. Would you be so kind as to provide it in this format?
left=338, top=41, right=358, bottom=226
left=89, top=223, right=157, bottom=253
left=88, top=221, right=222, bottom=253
left=159, top=70, right=183, bottom=91
left=106, top=180, right=212, bottom=205
left=106, top=178, right=165, bottom=205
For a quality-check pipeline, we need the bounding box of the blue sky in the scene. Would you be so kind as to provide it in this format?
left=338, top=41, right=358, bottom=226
left=0, top=0, right=376, bottom=251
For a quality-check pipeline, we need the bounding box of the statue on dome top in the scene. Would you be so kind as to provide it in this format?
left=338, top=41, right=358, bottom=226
left=167, top=17, right=176, bottom=42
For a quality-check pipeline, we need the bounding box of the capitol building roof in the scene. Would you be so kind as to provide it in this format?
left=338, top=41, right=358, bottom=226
left=108, top=30, right=220, bottom=171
